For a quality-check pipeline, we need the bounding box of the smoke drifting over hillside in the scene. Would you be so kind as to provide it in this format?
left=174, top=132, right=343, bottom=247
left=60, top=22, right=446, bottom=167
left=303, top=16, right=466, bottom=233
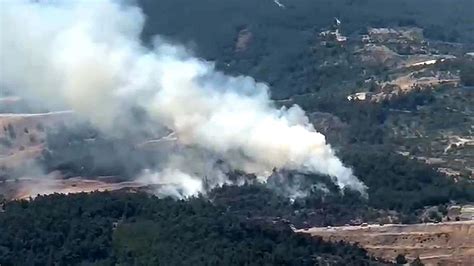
left=0, top=0, right=366, bottom=197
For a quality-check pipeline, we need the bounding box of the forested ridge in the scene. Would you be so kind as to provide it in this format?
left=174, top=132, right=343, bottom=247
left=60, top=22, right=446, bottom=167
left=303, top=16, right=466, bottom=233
left=0, top=192, right=388, bottom=265
left=1, top=0, right=474, bottom=265
left=21, top=0, right=473, bottom=235
left=39, top=122, right=474, bottom=226
left=137, top=0, right=474, bottom=99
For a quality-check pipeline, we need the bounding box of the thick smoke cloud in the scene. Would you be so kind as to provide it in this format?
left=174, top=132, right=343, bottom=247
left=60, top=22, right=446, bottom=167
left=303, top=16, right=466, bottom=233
left=0, top=0, right=366, bottom=197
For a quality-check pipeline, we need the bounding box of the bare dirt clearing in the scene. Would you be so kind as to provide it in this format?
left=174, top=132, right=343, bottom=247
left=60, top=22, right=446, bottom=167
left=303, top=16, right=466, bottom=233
left=298, top=221, right=474, bottom=265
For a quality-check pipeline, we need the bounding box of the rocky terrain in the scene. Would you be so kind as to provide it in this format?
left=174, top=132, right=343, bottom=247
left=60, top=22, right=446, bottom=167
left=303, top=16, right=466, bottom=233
left=318, top=23, right=474, bottom=181
left=0, top=111, right=75, bottom=179
left=298, top=221, right=474, bottom=265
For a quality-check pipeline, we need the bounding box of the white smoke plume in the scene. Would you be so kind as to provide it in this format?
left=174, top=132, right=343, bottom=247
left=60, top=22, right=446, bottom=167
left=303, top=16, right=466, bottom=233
left=0, top=0, right=367, bottom=197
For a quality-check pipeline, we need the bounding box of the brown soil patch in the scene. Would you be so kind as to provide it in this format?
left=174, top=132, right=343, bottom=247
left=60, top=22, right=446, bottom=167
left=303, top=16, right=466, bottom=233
left=298, top=221, right=474, bottom=265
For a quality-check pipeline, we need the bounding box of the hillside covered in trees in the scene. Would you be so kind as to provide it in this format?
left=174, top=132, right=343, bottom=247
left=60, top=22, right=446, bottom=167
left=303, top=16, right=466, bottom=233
left=138, top=0, right=474, bottom=99
left=0, top=192, right=388, bottom=265
left=1, top=0, right=474, bottom=265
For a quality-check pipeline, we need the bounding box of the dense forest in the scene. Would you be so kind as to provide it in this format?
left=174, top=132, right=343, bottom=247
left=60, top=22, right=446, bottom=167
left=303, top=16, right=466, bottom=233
left=1, top=0, right=473, bottom=264
left=209, top=154, right=474, bottom=227
left=137, top=0, right=474, bottom=98
left=38, top=118, right=474, bottom=226
left=0, top=192, right=388, bottom=266
left=0, top=0, right=470, bottom=226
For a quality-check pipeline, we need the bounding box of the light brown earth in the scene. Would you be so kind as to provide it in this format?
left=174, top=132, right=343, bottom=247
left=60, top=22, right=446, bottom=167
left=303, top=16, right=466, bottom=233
left=384, top=73, right=459, bottom=92
left=297, top=221, right=474, bottom=265
left=0, top=111, right=177, bottom=200
left=1, top=176, right=148, bottom=200
left=0, top=111, right=74, bottom=152
left=0, top=111, right=75, bottom=177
